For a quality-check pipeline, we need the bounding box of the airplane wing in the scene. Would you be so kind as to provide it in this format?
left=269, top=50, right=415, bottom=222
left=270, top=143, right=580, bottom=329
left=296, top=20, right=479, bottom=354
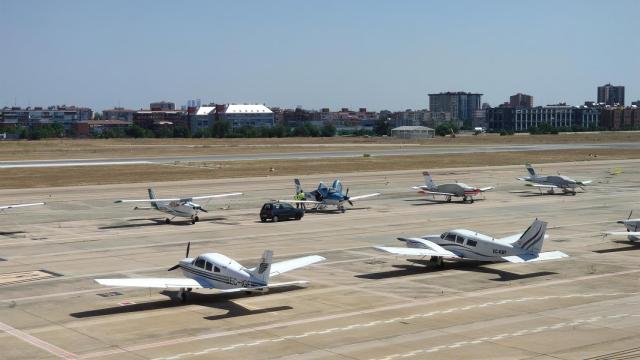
left=577, top=180, right=592, bottom=185
left=115, top=198, right=181, bottom=203
left=526, top=184, right=558, bottom=189
left=502, top=250, right=568, bottom=263
left=186, top=193, right=243, bottom=201
left=375, top=245, right=459, bottom=259
left=220, top=280, right=309, bottom=293
left=349, top=193, right=381, bottom=201
left=0, top=202, right=45, bottom=210
left=268, top=255, right=326, bottom=277
left=604, top=231, right=640, bottom=237
left=95, top=278, right=205, bottom=288
left=279, top=200, right=323, bottom=205
left=479, top=187, right=494, bottom=192
left=415, top=190, right=457, bottom=196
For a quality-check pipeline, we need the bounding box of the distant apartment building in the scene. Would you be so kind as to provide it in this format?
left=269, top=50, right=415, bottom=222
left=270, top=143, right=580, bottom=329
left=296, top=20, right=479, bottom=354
left=423, top=111, right=453, bottom=129
left=133, top=109, right=188, bottom=130
left=597, top=83, right=625, bottom=106
left=0, top=105, right=93, bottom=130
left=428, top=92, right=482, bottom=128
left=509, top=93, right=533, bottom=108
left=486, top=105, right=599, bottom=132
left=73, top=120, right=130, bottom=137
left=315, top=108, right=377, bottom=130
left=219, top=104, right=274, bottom=129
left=395, top=109, right=430, bottom=127
left=150, top=101, right=176, bottom=111
left=600, top=108, right=640, bottom=130
left=282, top=108, right=317, bottom=127
left=190, top=106, right=216, bottom=133
left=103, top=107, right=136, bottom=123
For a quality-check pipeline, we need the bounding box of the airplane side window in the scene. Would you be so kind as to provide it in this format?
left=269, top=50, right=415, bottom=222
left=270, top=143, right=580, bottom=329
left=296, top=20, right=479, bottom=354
left=467, top=239, right=477, bottom=247
left=445, top=233, right=457, bottom=242
left=194, top=258, right=205, bottom=268
left=205, top=262, right=212, bottom=271
left=214, top=266, right=220, bottom=272
left=456, top=236, right=464, bottom=244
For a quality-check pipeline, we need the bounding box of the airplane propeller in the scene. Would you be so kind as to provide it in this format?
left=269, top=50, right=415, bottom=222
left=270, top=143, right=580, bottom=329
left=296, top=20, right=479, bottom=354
left=168, top=242, right=190, bottom=271
left=344, top=188, right=354, bottom=206
left=628, top=210, right=634, bottom=220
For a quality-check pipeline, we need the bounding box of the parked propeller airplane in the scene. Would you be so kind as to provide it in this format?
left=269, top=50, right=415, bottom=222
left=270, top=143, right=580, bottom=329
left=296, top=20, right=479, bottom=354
left=412, top=171, right=493, bottom=203
left=115, top=188, right=242, bottom=224
left=517, top=163, right=591, bottom=195
left=0, top=202, right=45, bottom=211
left=96, top=243, right=325, bottom=302
left=604, top=211, right=640, bottom=242
left=281, top=179, right=380, bottom=213
left=375, top=219, right=568, bottom=266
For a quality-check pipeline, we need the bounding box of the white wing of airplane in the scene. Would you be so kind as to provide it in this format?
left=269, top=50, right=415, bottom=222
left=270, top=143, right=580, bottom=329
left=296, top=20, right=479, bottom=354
left=525, top=184, right=558, bottom=189
left=604, top=231, right=640, bottom=237
left=349, top=193, right=381, bottom=201
left=95, top=278, right=205, bottom=288
left=0, top=202, right=45, bottom=210
left=502, top=250, right=568, bottom=263
left=411, top=187, right=457, bottom=196
left=279, top=200, right=323, bottom=205
left=577, top=180, right=592, bottom=185
left=479, top=187, right=494, bottom=192
left=375, top=237, right=459, bottom=258
left=115, top=192, right=242, bottom=203
left=248, top=255, right=326, bottom=277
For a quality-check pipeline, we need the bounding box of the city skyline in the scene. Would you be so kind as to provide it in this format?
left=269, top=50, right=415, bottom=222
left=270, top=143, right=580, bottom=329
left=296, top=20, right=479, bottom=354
left=1, top=0, right=638, bottom=111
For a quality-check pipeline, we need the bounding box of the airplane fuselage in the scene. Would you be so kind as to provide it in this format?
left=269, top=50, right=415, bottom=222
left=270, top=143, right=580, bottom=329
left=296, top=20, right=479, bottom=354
left=177, top=253, right=266, bottom=290
left=523, top=175, right=579, bottom=191
left=407, top=230, right=524, bottom=262
left=154, top=201, right=201, bottom=219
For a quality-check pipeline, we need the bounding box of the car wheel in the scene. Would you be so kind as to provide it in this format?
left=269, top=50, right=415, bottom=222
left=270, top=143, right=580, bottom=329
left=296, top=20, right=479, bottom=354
left=260, top=217, right=266, bottom=223
left=272, top=216, right=279, bottom=223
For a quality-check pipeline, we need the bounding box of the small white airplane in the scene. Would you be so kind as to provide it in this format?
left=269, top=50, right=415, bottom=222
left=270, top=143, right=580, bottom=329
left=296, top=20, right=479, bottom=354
left=0, top=202, right=45, bottom=211
left=96, top=243, right=325, bottom=302
left=375, top=219, right=567, bottom=266
left=517, top=163, right=591, bottom=195
left=115, top=188, right=242, bottom=224
left=604, top=211, right=640, bottom=242
left=412, top=171, right=493, bottom=203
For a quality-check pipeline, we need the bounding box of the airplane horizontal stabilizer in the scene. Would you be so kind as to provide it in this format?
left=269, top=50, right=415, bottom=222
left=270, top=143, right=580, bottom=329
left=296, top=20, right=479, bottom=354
left=502, top=250, right=568, bottom=263
left=605, top=231, right=640, bottom=237
left=95, top=278, right=204, bottom=289
left=374, top=246, right=459, bottom=258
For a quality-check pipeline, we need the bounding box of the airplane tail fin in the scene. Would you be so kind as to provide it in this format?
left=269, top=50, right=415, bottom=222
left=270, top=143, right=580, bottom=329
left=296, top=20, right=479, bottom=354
left=526, top=163, right=536, bottom=176
left=295, top=179, right=303, bottom=194
left=248, top=250, right=273, bottom=286
left=422, top=171, right=436, bottom=189
left=513, top=219, right=547, bottom=253
left=147, top=188, right=159, bottom=209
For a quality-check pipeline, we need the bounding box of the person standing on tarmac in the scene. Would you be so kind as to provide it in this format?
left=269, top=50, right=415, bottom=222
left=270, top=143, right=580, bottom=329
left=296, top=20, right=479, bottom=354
left=294, top=191, right=306, bottom=210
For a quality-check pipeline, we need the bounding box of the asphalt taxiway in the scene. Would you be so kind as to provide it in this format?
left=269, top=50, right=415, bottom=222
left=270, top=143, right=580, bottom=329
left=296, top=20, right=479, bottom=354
left=1, top=159, right=640, bottom=359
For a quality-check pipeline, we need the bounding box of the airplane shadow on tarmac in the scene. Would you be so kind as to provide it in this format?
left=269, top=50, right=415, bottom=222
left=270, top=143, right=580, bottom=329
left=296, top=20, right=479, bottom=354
left=356, top=260, right=556, bottom=282
left=70, top=286, right=300, bottom=320
left=593, top=240, right=640, bottom=254
left=404, top=199, right=486, bottom=206
left=98, top=216, right=235, bottom=229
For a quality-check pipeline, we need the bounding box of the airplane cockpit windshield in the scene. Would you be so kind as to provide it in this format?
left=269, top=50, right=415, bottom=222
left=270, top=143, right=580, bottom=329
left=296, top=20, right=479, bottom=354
left=194, top=257, right=206, bottom=268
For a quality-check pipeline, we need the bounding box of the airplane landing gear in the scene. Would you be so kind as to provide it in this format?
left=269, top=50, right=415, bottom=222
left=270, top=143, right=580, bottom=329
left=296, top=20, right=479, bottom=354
left=339, top=206, right=346, bottom=213
left=165, top=218, right=171, bottom=224
left=430, top=256, right=444, bottom=268
left=446, top=196, right=452, bottom=203
left=178, top=288, right=188, bottom=302
left=194, top=216, right=200, bottom=222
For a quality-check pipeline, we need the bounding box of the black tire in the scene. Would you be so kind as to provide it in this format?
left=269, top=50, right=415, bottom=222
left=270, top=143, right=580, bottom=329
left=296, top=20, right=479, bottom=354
left=273, top=216, right=279, bottom=223
left=194, top=216, right=200, bottom=222
left=260, top=217, right=267, bottom=223
left=295, top=215, right=302, bottom=220
left=165, top=218, right=171, bottom=224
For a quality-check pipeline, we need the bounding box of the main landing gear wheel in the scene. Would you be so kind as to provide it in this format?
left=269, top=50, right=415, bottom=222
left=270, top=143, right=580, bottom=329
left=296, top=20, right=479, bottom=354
left=446, top=196, right=452, bottom=203
left=430, top=256, right=445, bottom=268
left=194, top=216, right=200, bottom=222
left=179, top=288, right=188, bottom=303
left=339, top=206, right=346, bottom=213
left=165, top=218, right=171, bottom=224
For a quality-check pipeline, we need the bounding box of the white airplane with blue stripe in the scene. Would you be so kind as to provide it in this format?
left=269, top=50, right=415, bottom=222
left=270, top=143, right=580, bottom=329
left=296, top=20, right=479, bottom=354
left=115, top=187, right=242, bottom=224
left=96, top=243, right=325, bottom=302
left=375, top=219, right=568, bottom=267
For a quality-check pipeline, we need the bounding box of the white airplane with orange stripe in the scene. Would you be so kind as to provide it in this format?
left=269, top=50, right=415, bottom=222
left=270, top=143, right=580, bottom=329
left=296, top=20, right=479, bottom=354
left=375, top=219, right=567, bottom=267
left=96, top=243, right=325, bottom=302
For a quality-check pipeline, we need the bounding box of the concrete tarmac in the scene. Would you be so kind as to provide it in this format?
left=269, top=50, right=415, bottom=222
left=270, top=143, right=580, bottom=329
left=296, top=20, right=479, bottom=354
left=1, top=141, right=639, bottom=168
left=1, top=159, right=640, bottom=359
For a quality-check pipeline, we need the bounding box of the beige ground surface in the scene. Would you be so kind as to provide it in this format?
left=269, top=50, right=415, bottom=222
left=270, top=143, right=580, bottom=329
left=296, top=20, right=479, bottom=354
left=0, top=132, right=638, bottom=160
left=2, top=148, right=640, bottom=189
left=1, top=159, right=640, bottom=359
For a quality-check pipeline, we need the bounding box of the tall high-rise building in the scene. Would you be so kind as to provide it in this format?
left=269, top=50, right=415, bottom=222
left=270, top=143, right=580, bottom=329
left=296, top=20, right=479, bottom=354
left=509, top=93, right=533, bottom=108
left=428, top=92, right=482, bottom=127
left=597, top=84, right=625, bottom=106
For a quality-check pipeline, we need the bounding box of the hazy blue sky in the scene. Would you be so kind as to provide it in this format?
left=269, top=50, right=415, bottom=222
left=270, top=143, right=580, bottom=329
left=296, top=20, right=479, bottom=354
left=1, top=0, right=638, bottom=111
